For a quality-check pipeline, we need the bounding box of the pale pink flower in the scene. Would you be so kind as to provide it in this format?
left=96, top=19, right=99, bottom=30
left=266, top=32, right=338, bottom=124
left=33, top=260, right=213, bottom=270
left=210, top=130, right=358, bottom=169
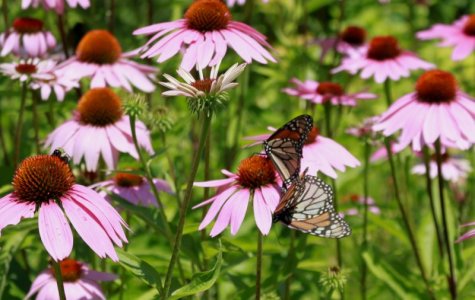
left=412, top=153, right=471, bottom=183
left=332, top=36, right=434, bottom=83
left=457, top=222, right=475, bottom=243
left=58, top=30, right=156, bottom=93
left=417, top=15, right=475, bottom=61
left=26, top=258, right=116, bottom=299
left=342, top=195, right=380, bottom=217
left=346, top=116, right=380, bottom=139
left=246, top=127, right=360, bottom=179
left=370, top=143, right=405, bottom=162
left=283, top=78, right=376, bottom=106
left=133, top=0, right=275, bottom=71
left=373, top=70, right=475, bottom=151
left=316, top=25, right=367, bottom=61
left=227, top=0, right=268, bottom=6
left=0, top=154, right=128, bottom=261
left=91, top=172, right=172, bottom=207
left=0, top=17, right=56, bottom=58
left=193, top=156, right=281, bottom=236
left=45, top=88, right=154, bottom=172
left=22, top=0, right=90, bottom=14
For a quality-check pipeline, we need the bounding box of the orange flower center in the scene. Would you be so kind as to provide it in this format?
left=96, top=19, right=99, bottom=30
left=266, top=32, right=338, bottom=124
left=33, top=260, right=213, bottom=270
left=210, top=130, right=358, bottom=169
left=340, top=26, right=366, bottom=46
left=76, top=30, right=122, bottom=64
left=415, top=70, right=457, bottom=104
left=13, top=17, right=43, bottom=34
left=12, top=155, right=75, bottom=204
left=367, top=36, right=401, bottom=61
left=114, top=172, right=144, bottom=187
left=77, top=88, right=123, bottom=126
left=192, top=78, right=215, bottom=92
left=316, top=82, right=344, bottom=98
left=304, top=127, right=319, bottom=145
left=237, top=155, right=276, bottom=188
left=15, top=63, right=37, bottom=75
left=51, top=259, right=83, bottom=282
left=185, top=0, right=231, bottom=32
left=463, top=14, right=475, bottom=36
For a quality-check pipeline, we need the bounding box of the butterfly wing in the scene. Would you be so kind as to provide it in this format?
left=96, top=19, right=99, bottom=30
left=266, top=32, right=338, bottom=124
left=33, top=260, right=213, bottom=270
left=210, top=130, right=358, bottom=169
left=264, top=115, right=313, bottom=189
left=278, top=175, right=351, bottom=238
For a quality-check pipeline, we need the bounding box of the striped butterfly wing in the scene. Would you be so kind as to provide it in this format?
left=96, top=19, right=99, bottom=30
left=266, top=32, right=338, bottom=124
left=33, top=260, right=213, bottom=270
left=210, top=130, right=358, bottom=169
left=276, top=175, right=351, bottom=238
left=264, top=115, right=313, bottom=190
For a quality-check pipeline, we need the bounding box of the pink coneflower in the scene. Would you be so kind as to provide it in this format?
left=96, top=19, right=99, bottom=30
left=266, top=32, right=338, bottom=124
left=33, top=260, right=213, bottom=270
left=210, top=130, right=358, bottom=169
left=373, top=70, right=475, bottom=151
left=193, top=155, right=281, bottom=236
left=246, top=126, right=360, bottom=178
left=370, top=143, right=405, bottom=162
left=412, top=152, right=471, bottom=183
left=0, top=17, right=56, bottom=58
left=26, top=258, right=116, bottom=299
left=457, top=222, right=475, bottom=243
left=0, top=154, right=128, bottom=261
left=316, top=25, right=368, bottom=60
left=332, top=36, right=434, bottom=83
left=91, top=172, right=173, bottom=207
left=22, top=0, right=90, bottom=14
left=45, top=88, right=154, bottom=171
left=346, top=116, right=380, bottom=139
left=58, top=30, right=156, bottom=92
left=133, top=0, right=275, bottom=71
left=417, top=15, right=475, bottom=61
left=227, top=0, right=268, bottom=6
left=342, top=194, right=380, bottom=217
left=282, top=78, right=376, bottom=106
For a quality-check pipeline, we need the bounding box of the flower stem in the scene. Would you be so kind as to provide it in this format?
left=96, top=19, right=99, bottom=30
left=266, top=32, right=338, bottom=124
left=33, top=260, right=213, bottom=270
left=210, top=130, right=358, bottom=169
left=360, top=139, right=371, bottom=300
left=13, top=82, right=27, bottom=168
left=423, top=146, right=444, bottom=257
left=1, top=0, right=8, bottom=34
left=435, top=140, right=457, bottom=300
left=108, top=0, right=116, bottom=33
left=324, top=102, right=333, bottom=138
left=256, top=231, right=263, bottom=300
left=31, top=91, right=41, bottom=154
left=283, top=231, right=296, bottom=300
left=163, top=113, right=213, bottom=297
left=57, top=15, right=70, bottom=58
left=384, top=139, right=434, bottom=299
left=0, top=98, right=10, bottom=166
left=383, top=80, right=393, bottom=107
left=51, top=260, right=67, bottom=300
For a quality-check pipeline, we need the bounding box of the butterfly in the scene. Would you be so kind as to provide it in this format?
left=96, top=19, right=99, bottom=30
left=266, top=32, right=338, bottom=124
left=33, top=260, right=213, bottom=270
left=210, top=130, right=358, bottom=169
left=263, top=114, right=313, bottom=191
left=273, top=174, right=351, bottom=238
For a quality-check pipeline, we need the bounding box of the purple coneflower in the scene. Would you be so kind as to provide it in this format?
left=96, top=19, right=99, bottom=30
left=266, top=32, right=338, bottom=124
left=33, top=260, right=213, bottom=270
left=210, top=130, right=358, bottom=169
left=0, top=17, right=56, bottom=58
left=332, top=36, right=434, bottom=83
left=316, top=25, right=368, bottom=60
left=91, top=172, right=172, bottom=207
left=283, top=78, right=376, bottom=106
left=45, top=88, right=154, bottom=171
left=373, top=70, right=475, bottom=151
left=0, top=154, right=127, bottom=261
left=227, top=0, right=268, bottom=6
left=26, top=258, right=116, bottom=299
left=417, top=14, right=475, bottom=61
left=342, top=194, right=380, bottom=217
left=133, top=0, right=275, bottom=71
left=58, top=30, right=156, bottom=92
left=22, top=0, right=90, bottom=14
left=193, top=155, right=281, bottom=236
left=412, top=152, right=471, bottom=183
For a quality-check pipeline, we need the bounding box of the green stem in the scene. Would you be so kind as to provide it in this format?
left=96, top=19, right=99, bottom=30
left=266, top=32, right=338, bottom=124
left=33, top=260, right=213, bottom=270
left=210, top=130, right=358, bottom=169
left=324, top=102, right=333, bottom=138
left=383, top=80, right=393, bottom=107
left=256, top=230, right=263, bottom=300
left=13, top=83, right=27, bottom=168
left=57, top=15, right=69, bottom=58
left=200, top=134, right=211, bottom=270
left=360, top=140, right=371, bottom=300
left=1, top=0, right=8, bottom=33
left=108, top=0, right=116, bottom=33
left=435, top=140, right=457, bottom=300
left=283, top=231, right=296, bottom=300
left=51, top=260, right=67, bottom=300
left=32, top=91, right=41, bottom=154
left=0, top=98, right=10, bottom=166
left=163, top=113, right=213, bottom=297
left=423, top=146, right=444, bottom=257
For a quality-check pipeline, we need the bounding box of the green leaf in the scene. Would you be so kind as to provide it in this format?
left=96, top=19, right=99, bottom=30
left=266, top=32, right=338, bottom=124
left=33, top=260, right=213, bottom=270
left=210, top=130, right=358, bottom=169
left=116, top=248, right=163, bottom=295
left=169, top=240, right=223, bottom=300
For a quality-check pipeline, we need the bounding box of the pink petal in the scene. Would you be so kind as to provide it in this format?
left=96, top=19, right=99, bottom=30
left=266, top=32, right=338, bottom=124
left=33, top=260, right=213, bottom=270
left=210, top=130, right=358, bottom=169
left=38, top=202, right=73, bottom=261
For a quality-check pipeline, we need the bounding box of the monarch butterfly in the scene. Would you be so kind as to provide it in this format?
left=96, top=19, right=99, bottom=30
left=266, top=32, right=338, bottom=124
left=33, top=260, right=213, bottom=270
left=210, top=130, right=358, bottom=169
left=263, top=114, right=313, bottom=190
left=273, top=174, right=351, bottom=238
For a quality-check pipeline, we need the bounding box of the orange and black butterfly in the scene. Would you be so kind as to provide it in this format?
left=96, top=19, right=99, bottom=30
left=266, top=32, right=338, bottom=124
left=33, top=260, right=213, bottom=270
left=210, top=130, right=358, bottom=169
left=263, top=114, right=313, bottom=191
left=273, top=174, right=351, bottom=238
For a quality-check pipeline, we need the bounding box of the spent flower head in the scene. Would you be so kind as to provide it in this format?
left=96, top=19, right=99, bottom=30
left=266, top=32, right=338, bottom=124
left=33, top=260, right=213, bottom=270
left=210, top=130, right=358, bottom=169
left=319, top=266, right=348, bottom=294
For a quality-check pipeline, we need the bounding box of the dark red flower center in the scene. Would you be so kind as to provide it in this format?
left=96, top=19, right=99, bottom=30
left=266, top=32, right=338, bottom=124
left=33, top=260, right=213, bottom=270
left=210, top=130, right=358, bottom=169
left=15, top=63, right=37, bottom=75
left=316, top=82, right=344, bottom=98
left=13, top=155, right=75, bottom=204
left=77, top=88, right=123, bottom=126
left=185, top=0, right=231, bottom=32
left=416, top=70, right=457, bottom=104
left=340, top=26, right=366, bottom=46
left=51, top=259, right=83, bottom=282
left=114, top=172, right=144, bottom=187
left=192, top=78, right=215, bottom=92
left=430, top=152, right=450, bottom=162
left=237, top=155, right=276, bottom=188
left=76, top=30, right=122, bottom=64
left=367, top=36, right=401, bottom=61
left=463, top=15, right=475, bottom=36
left=304, top=127, right=319, bottom=145
left=13, top=17, right=43, bottom=34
